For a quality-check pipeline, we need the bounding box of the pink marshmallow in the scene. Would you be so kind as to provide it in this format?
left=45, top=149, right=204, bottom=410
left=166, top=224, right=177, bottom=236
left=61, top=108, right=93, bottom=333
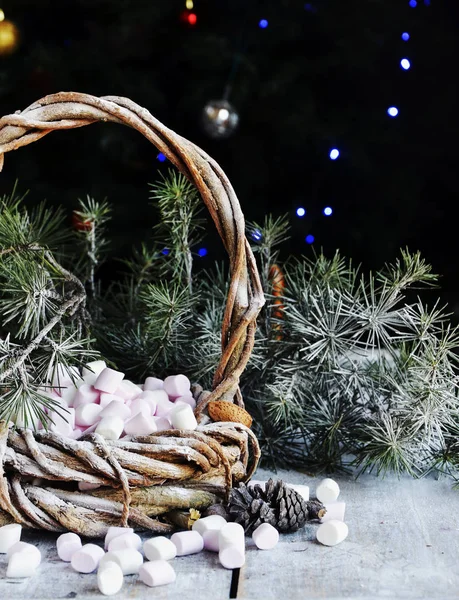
left=154, top=398, right=176, bottom=418
left=136, top=391, right=157, bottom=415
left=73, top=384, right=100, bottom=408
left=51, top=363, right=80, bottom=389
left=94, top=368, right=125, bottom=394
left=60, top=385, right=78, bottom=408
left=143, top=377, right=164, bottom=391
left=49, top=407, right=75, bottom=437
left=75, top=403, right=103, bottom=427
left=202, top=530, right=220, bottom=552
left=114, top=379, right=141, bottom=401
left=174, top=395, right=197, bottom=410
left=108, top=532, right=142, bottom=552
left=163, top=374, right=191, bottom=399
left=129, top=398, right=151, bottom=417
left=152, top=416, right=171, bottom=432
left=104, top=527, right=134, bottom=550
left=57, top=534, right=83, bottom=562
left=124, top=412, right=157, bottom=436
left=99, top=393, right=124, bottom=408
left=170, top=531, right=204, bottom=556
left=100, top=400, right=131, bottom=420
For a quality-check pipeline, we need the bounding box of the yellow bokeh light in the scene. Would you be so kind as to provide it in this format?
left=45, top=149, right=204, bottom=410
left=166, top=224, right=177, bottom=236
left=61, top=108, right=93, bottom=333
left=186, top=0, right=194, bottom=9
left=0, top=10, right=5, bottom=22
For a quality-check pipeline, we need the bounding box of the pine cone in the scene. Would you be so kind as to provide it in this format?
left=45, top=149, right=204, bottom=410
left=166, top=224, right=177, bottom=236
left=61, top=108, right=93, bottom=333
left=227, top=479, right=326, bottom=534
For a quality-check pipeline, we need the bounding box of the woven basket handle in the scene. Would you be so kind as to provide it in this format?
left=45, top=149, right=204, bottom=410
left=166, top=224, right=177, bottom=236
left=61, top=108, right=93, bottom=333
left=0, top=92, right=264, bottom=418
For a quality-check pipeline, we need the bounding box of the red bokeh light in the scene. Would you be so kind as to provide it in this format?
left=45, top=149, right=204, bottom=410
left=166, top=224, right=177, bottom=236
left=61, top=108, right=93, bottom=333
left=188, top=13, right=197, bottom=25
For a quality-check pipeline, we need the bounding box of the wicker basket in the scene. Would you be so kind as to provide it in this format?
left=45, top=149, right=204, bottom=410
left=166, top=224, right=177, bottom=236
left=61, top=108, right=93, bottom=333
left=0, top=93, right=264, bottom=537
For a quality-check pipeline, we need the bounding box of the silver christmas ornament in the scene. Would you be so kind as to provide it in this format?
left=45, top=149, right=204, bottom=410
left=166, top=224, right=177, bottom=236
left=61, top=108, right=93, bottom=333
left=202, top=100, right=239, bottom=139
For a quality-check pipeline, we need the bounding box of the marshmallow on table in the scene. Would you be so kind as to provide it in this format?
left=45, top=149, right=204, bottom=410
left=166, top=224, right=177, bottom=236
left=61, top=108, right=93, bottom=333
left=152, top=416, right=171, bottom=432
left=124, top=412, right=157, bottom=436
left=57, top=532, right=82, bottom=562
left=316, top=478, right=340, bottom=503
left=192, top=515, right=227, bottom=536
left=95, top=416, right=125, bottom=441
left=320, top=501, right=346, bottom=523
left=170, top=531, right=204, bottom=556
left=73, top=384, right=100, bottom=408
left=170, top=403, right=197, bottom=431
left=163, top=374, right=191, bottom=399
left=202, top=530, right=220, bottom=552
left=115, top=380, right=142, bottom=402
left=316, top=520, right=348, bottom=546
left=219, top=523, right=245, bottom=569
left=144, top=377, right=164, bottom=391
left=95, top=368, right=125, bottom=395
left=99, top=393, right=124, bottom=408
left=0, top=523, right=22, bottom=553
left=100, top=549, right=143, bottom=575
left=7, top=541, right=42, bottom=568
left=97, top=560, right=124, bottom=596
left=129, top=398, right=151, bottom=417
left=108, top=532, right=142, bottom=552
left=6, top=552, right=40, bottom=578
left=289, top=484, right=310, bottom=502
left=71, top=543, right=105, bottom=573
left=75, top=403, right=103, bottom=427
left=100, top=401, right=131, bottom=420
left=104, top=527, right=134, bottom=550
left=139, top=560, right=176, bottom=588
left=143, top=537, right=177, bottom=561
left=252, top=523, right=279, bottom=550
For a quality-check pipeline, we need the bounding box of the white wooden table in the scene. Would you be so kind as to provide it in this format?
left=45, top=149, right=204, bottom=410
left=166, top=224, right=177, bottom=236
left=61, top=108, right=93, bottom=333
left=1, top=467, right=458, bottom=599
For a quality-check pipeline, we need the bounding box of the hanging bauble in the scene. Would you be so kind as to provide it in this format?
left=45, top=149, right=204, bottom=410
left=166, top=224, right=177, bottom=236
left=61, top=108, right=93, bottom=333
left=0, top=15, right=20, bottom=57
left=202, top=100, right=239, bottom=140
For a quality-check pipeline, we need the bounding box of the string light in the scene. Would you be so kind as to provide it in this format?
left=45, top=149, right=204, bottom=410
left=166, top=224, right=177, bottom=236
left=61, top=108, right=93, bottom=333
left=186, top=0, right=194, bottom=8
left=305, top=234, right=315, bottom=244
left=296, top=207, right=306, bottom=217
left=402, top=32, right=410, bottom=41
left=161, top=248, right=170, bottom=256
left=400, top=58, right=411, bottom=70
left=188, top=13, right=197, bottom=25
left=329, top=148, right=340, bottom=160
left=197, top=248, right=208, bottom=257
left=259, top=19, right=268, bottom=29
left=387, top=106, right=399, bottom=117
left=252, top=229, right=262, bottom=241
left=157, top=152, right=167, bottom=162
left=409, top=0, right=417, bottom=6
left=323, top=207, right=333, bottom=216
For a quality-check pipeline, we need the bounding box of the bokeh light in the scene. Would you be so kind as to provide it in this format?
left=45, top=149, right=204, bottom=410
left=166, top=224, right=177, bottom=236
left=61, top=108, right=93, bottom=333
left=296, top=207, right=306, bottom=217
left=259, top=19, right=268, bottom=29
left=400, top=58, right=411, bottom=70
left=329, top=148, right=340, bottom=160
left=305, top=234, right=315, bottom=244
left=323, top=207, right=333, bottom=216
left=387, top=106, right=399, bottom=117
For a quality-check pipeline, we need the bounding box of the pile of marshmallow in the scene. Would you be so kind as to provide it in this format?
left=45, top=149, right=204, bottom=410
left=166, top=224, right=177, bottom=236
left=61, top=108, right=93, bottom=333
left=21, top=360, right=199, bottom=442
left=0, top=513, right=281, bottom=595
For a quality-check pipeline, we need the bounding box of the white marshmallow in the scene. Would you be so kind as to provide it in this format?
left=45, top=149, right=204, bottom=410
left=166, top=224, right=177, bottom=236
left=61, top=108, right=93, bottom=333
left=152, top=416, right=171, bottom=432
left=6, top=553, right=38, bottom=578
left=60, top=385, right=78, bottom=408
left=124, top=412, right=157, bottom=436
left=143, top=377, right=164, bottom=391
left=289, top=484, right=310, bottom=502
left=52, top=363, right=80, bottom=389
left=75, top=403, right=103, bottom=427
left=0, top=523, right=22, bottom=553
left=7, top=541, right=42, bottom=568
left=100, top=549, right=143, bottom=575
left=82, top=360, right=107, bottom=379
left=97, top=560, right=124, bottom=596
left=99, top=393, right=124, bottom=408
left=170, top=531, right=204, bottom=556
left=202, top=530, right=220, bottom=552
left=252, top=523, right=279, bottom=550
left=108, top=532, right=142, bottom=552
left=73, top=383, right=100, bottom=408
left=129, top=398, right=151, bottom=417
left=139, top=560, right=176, bottom=587
left=100, top=401, right=131, bottom=420
left=320, top=501, right=346, bottom=523
left=136, top=391, right=158, bottom=414
left=71, top=543, right=105, bottom=573
left=143, top=536, right=177, bottom=561
left=154, top=397, right=176, bottom=418
left=192, top=515, right=227, bottom=536
left=49, top=407, right=75, bottom=436
left=219, top=523, right=245, bottom=569
left=316, top=520, right=349, bottom=546
left=174, top=395, right=196, bottom=410
left=115, top=380, right=142, bottom=401
left=170, top=403, right=197, bottom=431
left=95, top=416, right=125, bottom=441
left=95, top=368, right=125, bottom=394
left=57, top=532, right=82, bottom=562
left=104, top=526, right=134, bottom=550
left=163, top=374, right=191, bottom=399
left=316, top=478, right=340, bottom=503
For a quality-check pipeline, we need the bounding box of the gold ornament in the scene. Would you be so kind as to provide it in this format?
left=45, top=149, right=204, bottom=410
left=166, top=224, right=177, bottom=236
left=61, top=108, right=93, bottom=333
left=0, top=12, right=20, bottom=57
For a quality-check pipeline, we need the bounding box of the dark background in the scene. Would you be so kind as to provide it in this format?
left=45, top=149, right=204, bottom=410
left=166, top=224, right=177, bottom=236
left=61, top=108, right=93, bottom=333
left=0, top=0, right=458, bottom=311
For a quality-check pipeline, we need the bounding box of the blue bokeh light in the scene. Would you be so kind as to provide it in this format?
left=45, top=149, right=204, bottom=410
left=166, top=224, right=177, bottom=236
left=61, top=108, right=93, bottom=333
left=259, top=19, right=268, bottom=29
left=305, top=234, right=315, bottom=244
left=323, top=207, right=333, bottom=216
left=157, top=152, right=167, bottom=162
left=424, top=0, right=430, bottom=5
left=402, top=32, right=410, bottom=41
left=400, top=58, right=411, bottom=70
left=252, top=229, right=262, bottom=241
left=161, top=248, right=170, bottom=256
left=197, top=248, right=208, bottom=257
left=329, top=148, right=340, bottom=160
left=304, top=3, right=317, bottom=12
left=409, top=0, right=417, bottom=7
left=387, top=106, right=399, bottom=117
left=296, top=207, right=306, bottom=217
